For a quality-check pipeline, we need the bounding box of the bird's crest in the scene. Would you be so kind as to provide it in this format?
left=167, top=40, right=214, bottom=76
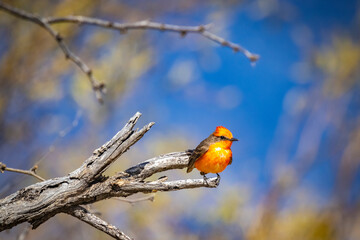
left=213, top=126, right=233, bottom=139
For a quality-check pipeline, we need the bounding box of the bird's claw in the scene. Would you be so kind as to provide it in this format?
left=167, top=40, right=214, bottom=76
left=200, top=172, right=221, bottom=186
left=202, top=174, right=210, bottom=186
left=215, top=173, right=221, bottom=186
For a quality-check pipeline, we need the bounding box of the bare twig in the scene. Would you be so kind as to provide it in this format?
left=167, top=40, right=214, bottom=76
left=35, top=109, right=82, bottom=167
left=0, top=2, right=259, bottom=104
left=0, top=2, right=105, bottom=103
left=0, top=162, right=45, bottom=181
left=66, top=206, right=133, bottom=240
left=5, top=110, right=84, bottom=185
left=115, top=194, right=155, bottom=204
left=45, top=17, right=259, bottom=63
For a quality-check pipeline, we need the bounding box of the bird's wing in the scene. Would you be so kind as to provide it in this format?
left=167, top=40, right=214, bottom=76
left=228, top=155, right=233, bottom=165
left=186, top=137, right=212, bottom=173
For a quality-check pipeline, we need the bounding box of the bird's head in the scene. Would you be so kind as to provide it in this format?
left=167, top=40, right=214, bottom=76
left=212, top=126, right=238, bottom=147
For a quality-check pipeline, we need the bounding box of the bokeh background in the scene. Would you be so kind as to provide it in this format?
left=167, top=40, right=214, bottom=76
left=1, top=0, right=360, bottom=239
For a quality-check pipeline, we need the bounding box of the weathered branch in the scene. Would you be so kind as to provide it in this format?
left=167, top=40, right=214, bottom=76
left=124, top=151, right=190, bottom=179
left=0, top=2, right=105, bottom=103
left=0, top=163, right=134, bottom=240
left=0, top=112, right=219, bottom=237
left=74, top=112, right=155, bottom=181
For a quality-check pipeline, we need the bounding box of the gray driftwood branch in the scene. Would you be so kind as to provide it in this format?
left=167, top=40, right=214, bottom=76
left=0, top=112, right=219, bottom=239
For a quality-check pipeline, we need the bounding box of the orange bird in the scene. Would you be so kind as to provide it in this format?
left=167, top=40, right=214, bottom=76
left=187, top=126, right=238, bottom=180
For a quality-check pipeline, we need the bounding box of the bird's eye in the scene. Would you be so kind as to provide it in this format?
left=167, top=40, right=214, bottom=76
left=220, top=136, right=226, bottom=140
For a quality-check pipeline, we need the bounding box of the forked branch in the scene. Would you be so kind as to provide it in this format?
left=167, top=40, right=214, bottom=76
left=0, top=112, right=219, bottom=239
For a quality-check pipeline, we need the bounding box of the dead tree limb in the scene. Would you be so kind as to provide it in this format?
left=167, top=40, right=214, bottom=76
left=0, top=112, right=219, bottom=238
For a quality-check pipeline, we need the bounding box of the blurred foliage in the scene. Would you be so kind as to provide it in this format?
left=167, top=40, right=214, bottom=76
left=315, top=37, right=360, bottom=97
left=0, top=0, right=360, bottom=240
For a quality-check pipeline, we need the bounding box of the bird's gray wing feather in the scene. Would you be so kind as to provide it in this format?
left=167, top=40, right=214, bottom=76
left=186, top=137, right=212, bottom=173
left=228, top=155, right=233, bottom=165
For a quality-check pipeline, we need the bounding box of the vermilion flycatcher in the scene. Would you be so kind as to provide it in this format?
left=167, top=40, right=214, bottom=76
left=186, top=126, right=238, bottom=180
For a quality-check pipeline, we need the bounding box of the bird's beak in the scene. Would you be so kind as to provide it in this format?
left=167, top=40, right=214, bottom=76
left=230, top=138, right=239, bottom=142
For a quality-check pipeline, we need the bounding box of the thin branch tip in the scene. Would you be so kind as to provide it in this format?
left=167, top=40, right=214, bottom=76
left=249, top=54, right=260, bottom=63
left=0, top=162, right=45, bottom=181
left=203, top=23, right=213, bottom=30
left=147, top=122, right=155, bottom=129
left=0, top=162, right=6, bottom=173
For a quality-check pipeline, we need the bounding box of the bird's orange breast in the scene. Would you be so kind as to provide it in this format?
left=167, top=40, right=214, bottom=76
left=194, top=142, right=232, bottom=174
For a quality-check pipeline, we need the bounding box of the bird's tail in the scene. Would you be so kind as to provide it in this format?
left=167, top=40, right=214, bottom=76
left=186, top=166, right=194, bottom=173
